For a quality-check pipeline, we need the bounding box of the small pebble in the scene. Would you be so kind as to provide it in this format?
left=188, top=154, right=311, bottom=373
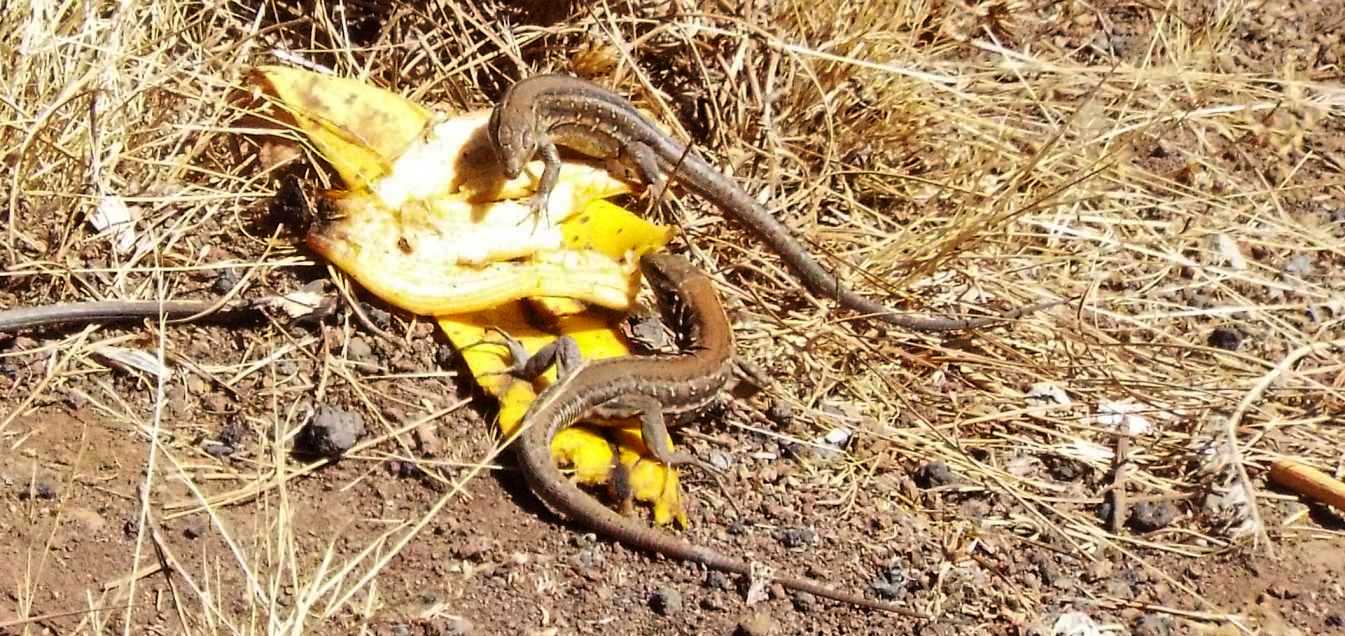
left=1053, top=612, right=1101, bottom=635
left=347, top=338, right=376, bottom=365
left=1129, top=501, right=1178, bottom=532
left=165, top=384, right=190, bottom=415
left=218, top=420, right=245, bottom=446
left=361, top=303, right=392, bottom=329
left=1034, top=555, right=1062, bottom=587
left=822, top=428, right=852, bottom=447
left=1045, top=457, right=1086, bottom=481
left=433, top=344, right=459, bottom=368
left=296, top=404, right=366, bottom=458
left=1051, top=575, right=1081, bottom=593
left=17, top=481, right=56, bottom=500
left=789, top=589, right=817, bottom=612
left=809, top=445, right=842, bottom=462
left=650, top=587, right=683, bottom=615
left=212, top=268, right=242, bottom=295
left=570, top=548, right=605, bottom=580
left=1006, top=454, right=1039, bottom=477
left=385, top=460, right=420, bottom=478
left=1106, top=577, right=1133, bottom=599
left=186, top=376, right=209, bottom=394
left=777, top=527, right=816, bottom=548
left=202, top=441, right=234, bottom=458
left=762, top=503, right=792, bottom=522
left=913, top=462, right=958, bottom=488
left=870, top=565, right=909, bottom=600
left=1184, top=292, right=1213, bottom=309
left=1096, top=500, right=1115, bottom=525
left=413, top=423, right=443, bottom=456
left=735, top=609, right=776, bottom=636
left=1281, top=253, right=1313, bottom=277
left=1026, top=382, right=1071, bottom=405
left=625, top=310, right=670, bottom=351
left=700, top=595, right=727, bottom=611
left=1264, top=580, right=1298, bottom=599
left=62, top=389, right=87, bottom=410
left=1207, top=326, right=1242, bottom=350
left=570, top=532, right=599, bottom=550
left=204, top=393, right=232, bottom=414
left=705, top=570, right=733, bottom=591
left=1086, top=559, right=1114, bottom=582
left=764, top=400, right=792, bottom=426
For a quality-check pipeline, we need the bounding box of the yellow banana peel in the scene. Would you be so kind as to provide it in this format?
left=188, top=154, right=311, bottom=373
left=251, top=65, right=689, bottom=526
left=308, top=192, right=647, bottom=315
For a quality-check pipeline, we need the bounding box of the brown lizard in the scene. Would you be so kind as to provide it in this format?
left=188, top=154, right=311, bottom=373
left=489, top=73, right=1058, bottom=332
left=506, top=251, right=933, bottom=617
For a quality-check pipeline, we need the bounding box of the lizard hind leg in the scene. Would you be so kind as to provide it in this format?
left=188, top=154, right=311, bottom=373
left=625, top=141, right=674, bottom=207
left=627, top=394, right=710, bottom=470
left=605, top=439, right=637, bottom=517
left=600, top=393, right=744, bottom=517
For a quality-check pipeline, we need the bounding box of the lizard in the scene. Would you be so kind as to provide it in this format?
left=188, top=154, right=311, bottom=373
left=488, top=73, right=1058, bottom=332
left=505, top=251, right=933, bottom=617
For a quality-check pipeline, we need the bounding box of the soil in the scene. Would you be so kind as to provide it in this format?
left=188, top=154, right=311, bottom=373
left=5, top=400, right=1344, bottom=634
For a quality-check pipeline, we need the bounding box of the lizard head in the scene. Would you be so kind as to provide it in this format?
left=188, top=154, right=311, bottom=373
left=488, top=102, right=536, bottom=179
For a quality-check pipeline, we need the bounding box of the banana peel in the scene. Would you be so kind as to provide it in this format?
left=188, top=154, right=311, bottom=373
left=250, top=65, right=690, bottom=526
left=308, top=191, right=648, bottom=315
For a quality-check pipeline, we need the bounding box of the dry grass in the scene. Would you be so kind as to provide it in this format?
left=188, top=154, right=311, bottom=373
left=2, top=0, right=1344, bottom=633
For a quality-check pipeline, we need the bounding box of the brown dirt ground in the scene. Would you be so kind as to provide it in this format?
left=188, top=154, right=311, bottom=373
left=3, top=1, right=1345, bottom=635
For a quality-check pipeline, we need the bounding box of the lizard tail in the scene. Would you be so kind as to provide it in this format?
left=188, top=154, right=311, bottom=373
left=517, top=434, right=752, bottom=576
left=517, top=432, right=929, bottom=617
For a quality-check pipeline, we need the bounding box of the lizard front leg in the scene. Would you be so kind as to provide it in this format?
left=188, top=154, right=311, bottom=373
left=489, top=329, right=724, bottom=493
left=487, top=328, right=580, bottom=382
left=492, top=329, right=706, bottom=473
left=529, top=135, right=564, bottom=220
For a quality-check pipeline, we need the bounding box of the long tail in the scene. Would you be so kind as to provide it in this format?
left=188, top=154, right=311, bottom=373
left=516, top=427, right=930, bottom=616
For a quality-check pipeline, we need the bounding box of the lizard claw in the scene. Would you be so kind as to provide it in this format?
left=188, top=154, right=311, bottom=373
left=527, top=192, right=553, bottom=228
left=474, top=327, right=531, bottom=379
